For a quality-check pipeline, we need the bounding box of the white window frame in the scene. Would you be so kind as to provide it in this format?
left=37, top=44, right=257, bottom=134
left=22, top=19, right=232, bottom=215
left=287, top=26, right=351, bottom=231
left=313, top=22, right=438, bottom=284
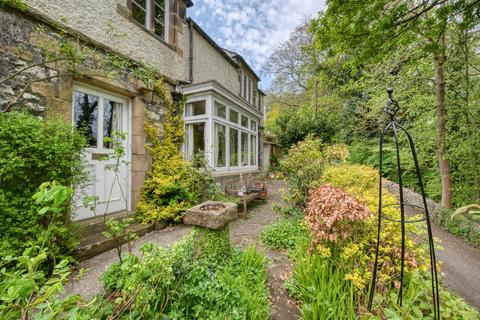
left=132, top=0, right=169, bottom=41
left=184, top=94, right=260, bottom=174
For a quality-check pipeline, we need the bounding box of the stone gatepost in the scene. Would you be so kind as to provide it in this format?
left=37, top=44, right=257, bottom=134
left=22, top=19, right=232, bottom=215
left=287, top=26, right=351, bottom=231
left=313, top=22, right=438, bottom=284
left=182, top=201, right=238, bottom=263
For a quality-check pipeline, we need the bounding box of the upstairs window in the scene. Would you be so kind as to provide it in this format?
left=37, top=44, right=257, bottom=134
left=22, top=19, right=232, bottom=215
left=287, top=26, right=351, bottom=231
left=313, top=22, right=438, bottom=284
left=131, top=0, right=169, bottom=40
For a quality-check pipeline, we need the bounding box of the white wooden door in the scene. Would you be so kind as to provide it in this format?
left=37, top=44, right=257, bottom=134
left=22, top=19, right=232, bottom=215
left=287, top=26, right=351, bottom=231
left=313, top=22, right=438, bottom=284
left=72, top=84, right=130, bottom=221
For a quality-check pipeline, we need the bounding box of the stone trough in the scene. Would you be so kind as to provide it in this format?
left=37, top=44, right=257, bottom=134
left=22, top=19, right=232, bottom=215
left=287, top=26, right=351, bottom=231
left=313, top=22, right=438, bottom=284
left=182, top=201, right=238, bottom=262
left=182, top=200, right=238, bottom=230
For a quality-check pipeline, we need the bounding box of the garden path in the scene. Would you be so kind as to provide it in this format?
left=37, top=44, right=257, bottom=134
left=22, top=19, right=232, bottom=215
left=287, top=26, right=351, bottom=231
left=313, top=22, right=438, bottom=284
left=64, top=180, right=300, bottom=319
left=385, top=182, right=480, bottom=310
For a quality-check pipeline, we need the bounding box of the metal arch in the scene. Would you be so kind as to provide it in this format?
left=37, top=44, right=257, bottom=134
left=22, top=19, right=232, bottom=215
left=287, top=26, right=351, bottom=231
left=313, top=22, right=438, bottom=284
left=367, top=89, right=440, bottom=319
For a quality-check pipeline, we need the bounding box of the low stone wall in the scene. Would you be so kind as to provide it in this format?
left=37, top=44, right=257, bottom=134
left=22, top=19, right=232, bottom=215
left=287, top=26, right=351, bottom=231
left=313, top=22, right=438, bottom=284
left=383, top=180, right=443, bottom=218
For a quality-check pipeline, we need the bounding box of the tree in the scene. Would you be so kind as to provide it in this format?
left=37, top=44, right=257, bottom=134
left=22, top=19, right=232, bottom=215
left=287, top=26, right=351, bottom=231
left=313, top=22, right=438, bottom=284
left=310, top=0, right=480, bottom=208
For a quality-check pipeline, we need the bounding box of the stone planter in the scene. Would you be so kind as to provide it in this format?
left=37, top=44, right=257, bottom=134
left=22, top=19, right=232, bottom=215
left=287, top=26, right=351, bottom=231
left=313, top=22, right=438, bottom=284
left=182, top=201, right=238, bottom=230
left=183, top=201, right=238, bottom=263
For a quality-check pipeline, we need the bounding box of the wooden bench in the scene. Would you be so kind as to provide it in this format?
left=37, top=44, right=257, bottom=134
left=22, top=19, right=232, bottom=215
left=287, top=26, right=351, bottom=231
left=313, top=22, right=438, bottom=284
left=224, top=175, right=267, bottom=218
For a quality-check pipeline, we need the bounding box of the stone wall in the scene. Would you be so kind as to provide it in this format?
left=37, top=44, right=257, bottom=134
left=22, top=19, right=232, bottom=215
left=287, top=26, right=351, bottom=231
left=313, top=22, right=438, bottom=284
left=0, top=8, right=169, bottom=210
left=22, top=0, right=190, bottom=83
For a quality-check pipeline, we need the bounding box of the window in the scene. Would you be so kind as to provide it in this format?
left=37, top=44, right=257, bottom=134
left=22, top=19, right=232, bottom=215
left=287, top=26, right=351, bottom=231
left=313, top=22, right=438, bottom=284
left=250, top=120, right=257, bottom=132
left=186, top=100, right=206, bottom=116
left=184, top=98, right=260, bottom=171
left=214, top=101, right=226, bottom=118
left=243, top=74, right=247, bottom=99
left=214, top=123, right=226, bottom=167
left=74, top=91, right=99, bottom=147
left=229, top=109, right=239, bottom=123
left=73, top=88, right=126, bottom=150
left=241, top=132, right=248, bottom=166
left=153, top=0, right=166, bottom=38
left=131, top=0, right=168, bottom=40
left=185, top=122, right=205, bottom=160
left=229, top=128, right=239, bottom=167
left=103, top=99, right=123, bottom=148
left=241, top=115, right=248, bottom=128
left=250, top=135, right=257, bottom=165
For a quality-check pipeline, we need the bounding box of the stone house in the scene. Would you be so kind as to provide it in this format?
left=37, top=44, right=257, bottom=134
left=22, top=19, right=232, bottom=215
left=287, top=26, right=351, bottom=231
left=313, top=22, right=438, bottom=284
left=0, top=0, right=265, bottom=222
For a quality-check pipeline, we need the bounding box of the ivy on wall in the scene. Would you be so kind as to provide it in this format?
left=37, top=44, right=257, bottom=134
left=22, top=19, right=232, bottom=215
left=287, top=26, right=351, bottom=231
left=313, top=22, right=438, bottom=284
left=136, top=80, right=199, bottom=223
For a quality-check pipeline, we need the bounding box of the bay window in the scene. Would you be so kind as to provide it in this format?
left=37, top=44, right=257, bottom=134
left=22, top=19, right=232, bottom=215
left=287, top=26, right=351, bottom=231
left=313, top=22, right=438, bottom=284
left=184, top=96, right=259, bottom=172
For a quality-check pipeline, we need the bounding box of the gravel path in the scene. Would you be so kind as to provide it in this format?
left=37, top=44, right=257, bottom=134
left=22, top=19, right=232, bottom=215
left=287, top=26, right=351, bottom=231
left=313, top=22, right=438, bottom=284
left=64, top=180, right=299, bottom=319
left=384, top=181, right=480, bottom=309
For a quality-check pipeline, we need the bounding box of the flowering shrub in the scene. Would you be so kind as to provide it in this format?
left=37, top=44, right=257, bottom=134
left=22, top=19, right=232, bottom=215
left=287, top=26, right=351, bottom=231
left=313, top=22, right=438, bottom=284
left=304, top=184, right=371, bottom=244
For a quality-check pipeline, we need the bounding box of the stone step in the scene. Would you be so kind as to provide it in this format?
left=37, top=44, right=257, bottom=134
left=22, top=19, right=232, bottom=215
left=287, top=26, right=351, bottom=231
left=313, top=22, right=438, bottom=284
left=74, top=222, right=162, bottom=261
left=76, top=211, right=136, bottom=238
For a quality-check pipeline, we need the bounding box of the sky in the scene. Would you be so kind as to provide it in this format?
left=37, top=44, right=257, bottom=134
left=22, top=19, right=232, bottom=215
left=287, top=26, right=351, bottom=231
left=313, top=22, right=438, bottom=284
left=188, top=0, right=326, bottom=89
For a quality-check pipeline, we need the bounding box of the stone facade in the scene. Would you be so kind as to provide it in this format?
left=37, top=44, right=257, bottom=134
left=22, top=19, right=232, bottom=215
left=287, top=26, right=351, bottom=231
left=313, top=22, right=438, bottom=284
left=0, top=7, right=170, bottom=209
left=0, top=1, right=266, bottom=218
left=23, top=0, right=190, bottom=83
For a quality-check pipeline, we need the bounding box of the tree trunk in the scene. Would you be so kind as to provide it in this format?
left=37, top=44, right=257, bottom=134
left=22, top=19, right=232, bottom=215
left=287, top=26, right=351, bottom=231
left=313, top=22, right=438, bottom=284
left=433, top=32, right=452, bottom=208
left=314, top=76, right=318, bottom=114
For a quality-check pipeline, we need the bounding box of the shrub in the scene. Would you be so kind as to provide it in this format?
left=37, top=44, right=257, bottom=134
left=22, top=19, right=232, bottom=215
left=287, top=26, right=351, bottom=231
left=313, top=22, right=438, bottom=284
left=304, top=184, right=371, bottom=244
left=280, top=135, right=324, bottom=206
left=324, top=143, right=350, bottom=164
left=270, top=106, right=340, bottom=151
left=0, top=112, right=85, bottom=266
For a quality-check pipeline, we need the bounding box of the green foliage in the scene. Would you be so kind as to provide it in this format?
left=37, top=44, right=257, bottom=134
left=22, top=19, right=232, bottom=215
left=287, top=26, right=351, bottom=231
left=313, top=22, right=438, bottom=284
left=288, top=163, right=480, bottom=318
left=280, top=135, right=324, bottom=206
left=136, top=80, right=198, bottom=223
left=435, top=208, right=480, bottom=250
left=0, top=112, right=85, bottom=267
left=192, top=226, right=232, bottom=266
left=260, top=218, right=305, bottom=250
left=96, top=235, right=270, bottom=319
left=0, top=184, right=83, bottom=319
left=269, top=106, right=340, bottom=151
left=103, top=218, right=138, bottom=263
left=290, top=241, right=357, bottom=320
left=0, top=0, right=27, bottom=11
left=0, top=249, right=84, bottom=320
left=368, top=272, right=479, bottom=320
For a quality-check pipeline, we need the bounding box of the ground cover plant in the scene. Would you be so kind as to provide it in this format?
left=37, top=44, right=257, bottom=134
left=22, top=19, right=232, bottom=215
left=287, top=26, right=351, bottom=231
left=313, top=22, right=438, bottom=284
left=83, top=228, right=270, bottom=319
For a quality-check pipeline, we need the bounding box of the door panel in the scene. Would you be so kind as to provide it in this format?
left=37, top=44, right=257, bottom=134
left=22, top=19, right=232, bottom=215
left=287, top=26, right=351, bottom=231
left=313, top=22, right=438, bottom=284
left=72, top=85, right=130, bottom=221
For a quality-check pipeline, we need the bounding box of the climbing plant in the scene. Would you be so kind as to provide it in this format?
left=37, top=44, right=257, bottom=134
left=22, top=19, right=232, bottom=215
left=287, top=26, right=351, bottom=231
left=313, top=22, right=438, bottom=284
left=136, top=80, right=199, bottom=223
